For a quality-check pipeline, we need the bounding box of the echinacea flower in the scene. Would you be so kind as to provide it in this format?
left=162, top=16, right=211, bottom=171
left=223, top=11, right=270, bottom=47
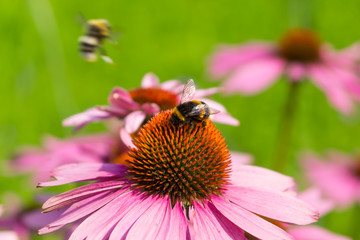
left=39, top=110, right=318, bottom=240
left=13, top=134, right=117, bottom=183
left=302, top=151, right=360, bottom=208
left=208, top=28, right=360, bottom=115
left=63, top=73, right=239, bottom=146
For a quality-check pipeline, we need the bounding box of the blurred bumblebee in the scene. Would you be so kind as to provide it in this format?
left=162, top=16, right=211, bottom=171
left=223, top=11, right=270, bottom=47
left=78, top=17, right=115, bottom=64
left=170, top=79, right=219, bottom=127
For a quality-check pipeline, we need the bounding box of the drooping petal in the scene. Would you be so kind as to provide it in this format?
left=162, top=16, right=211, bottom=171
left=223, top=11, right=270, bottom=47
left=42, top=181, right=124, bottom=212
left=125, top=197, right=170, bottom=240
left=225, top=186, right=319, bottom=225
left=309, top=64, right=354, bottom=115
left=222, top=57, right=285, bottom=95
left=0, top=231, right=19, bottom=240
left=62, top=108, right=113, bottom=130
left=68, top=191, right=135, bottom=240
left=141, top=103, right=160, bottom=115
left=124, top=111, right=147, bottom=134
left=211, top=112, right=240, bottom=126
left=38, top=163, right=127, bottom=187
left=120, top=128, right=136, bottom=149
left=208, top=43, right=274, bottom=78
left=193, top=201, right=246, bottom=240
left=287, top=225, right=351, bottom=240
left=210, top=197, right=293, bottom=240
left=108, top=196, right=157, bottom=240
left=230, top=165, right=296, bottom=195
left=39, top=190, right=124, bottom=233
left=163, top=202, right=188, bottom=240
left=141, top=73, right=160, bottom=88
left=194, top=87, right=219, bottom=98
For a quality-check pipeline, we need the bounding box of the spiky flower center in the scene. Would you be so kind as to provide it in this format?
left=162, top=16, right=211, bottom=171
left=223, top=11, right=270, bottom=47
left=279, top=28, right=321, bottom=62
left=129, top=88, right=178, bottom=111
left=127, top=110, right=231, bottom=207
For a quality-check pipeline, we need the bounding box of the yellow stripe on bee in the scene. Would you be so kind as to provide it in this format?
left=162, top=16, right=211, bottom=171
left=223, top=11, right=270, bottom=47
left=174, top=107, right=185, bottom=121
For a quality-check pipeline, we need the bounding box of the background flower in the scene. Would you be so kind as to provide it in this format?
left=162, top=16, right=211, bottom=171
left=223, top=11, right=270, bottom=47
left=208, top=29, right=360, bottom=115
left=301, top=151, right=360, bottom=208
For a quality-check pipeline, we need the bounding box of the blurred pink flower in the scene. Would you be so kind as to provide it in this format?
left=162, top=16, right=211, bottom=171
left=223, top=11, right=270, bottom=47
left=13, top=134, right=117, bottom=183
left=302, top=151, right=360, bottom=208
left=285, top=188, right=351, bottom=240
left=63, top=73, right=239, bottom=146
left=39, top=111, right=317, bottom=240
left=208, top=28, right=360, bottom=115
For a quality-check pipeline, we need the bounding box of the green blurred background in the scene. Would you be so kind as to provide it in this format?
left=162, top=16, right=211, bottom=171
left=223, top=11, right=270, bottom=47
left=1, top=0, right=359, bottom=239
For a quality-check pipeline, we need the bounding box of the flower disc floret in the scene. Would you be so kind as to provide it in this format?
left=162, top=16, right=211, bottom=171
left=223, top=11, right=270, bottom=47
left=127, top=110, right=231, bottom=207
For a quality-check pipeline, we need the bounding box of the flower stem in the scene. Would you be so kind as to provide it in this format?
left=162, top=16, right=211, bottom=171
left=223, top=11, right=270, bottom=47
left=273, top=81, right=301, bottom=172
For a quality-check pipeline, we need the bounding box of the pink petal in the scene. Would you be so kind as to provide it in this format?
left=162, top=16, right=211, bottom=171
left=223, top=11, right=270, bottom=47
left=225, top=185, right=319, bottom=225
left=230, top=165, right=296, bottom=195
left=286, top=63, right=307, bottom=81
left=193, top=201, right=246, bottom=240
left=210, top=197, right=293, bottom=240
left=42, top=181, right=124, bottom=212
left=208, top=42, right=274, bottom=78
left=223, top=57, right=285, bottom=95
left=160, top=80, right=183, bottom=92
left=164, top=202, right=188, bottom=240
left=38, top=163, right=127, bottom=187
left=230, top=152, right=253, bottom=167
left=125, top=197, right=170, bottom=240
left=287, top=226, right=351, bottom=240
left=141, top=73, right=160, bottom=88
left=0, top=231, right=19, bottom=240
left=108, top=196, right=157, bottom=240
left=141, top=103, right=160, bottom=115
left=62, top=108, right=113, bottom=130
left=309, top=64, right=354, bottom=115
left=194, top=87, right=219, bottom=98
left=120, top=128, right=136, bottom=149
left=68, top=191, right=136, bottom=240
left=39, top=190, right=124, bottom=233
left=211, top=112, right=240, bottom=126
left=124, top=111, right=146, bottom=133
left=299, top=187, right=335, bottom=216
left=108, top=87, right=139, bottom=110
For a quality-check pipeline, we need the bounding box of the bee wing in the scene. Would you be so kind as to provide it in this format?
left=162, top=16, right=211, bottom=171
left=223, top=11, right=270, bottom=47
left=180, top=79, right=196, bottom=104
left=98, top=47, right=115, bottom=65
left=75, top=13, right=88, bottom=26
left=209, top=107, right=221, bottom=115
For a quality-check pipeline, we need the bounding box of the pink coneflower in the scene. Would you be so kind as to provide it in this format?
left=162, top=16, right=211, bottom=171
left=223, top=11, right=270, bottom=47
left=302, top=151, right=360, bottom=208
left=39, top=110, right=318, bottom=240
left=12, top=134, right=117, bottom=183
left=63, top=73, right=239, bottom=146
left=208, top=28, right=360, bottom=115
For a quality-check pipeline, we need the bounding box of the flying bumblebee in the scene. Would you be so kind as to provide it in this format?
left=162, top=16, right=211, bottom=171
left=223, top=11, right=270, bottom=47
left=170, top=79, right=219, bottom=127
left=78, top=17, right=114, bottom=64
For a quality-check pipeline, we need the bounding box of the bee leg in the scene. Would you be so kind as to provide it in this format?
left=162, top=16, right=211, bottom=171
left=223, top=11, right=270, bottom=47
left=99, top=47, right=114, bottom=64
left=202, top=121, right=207, bottom=127
left=188, top=122, right=194, bottom=130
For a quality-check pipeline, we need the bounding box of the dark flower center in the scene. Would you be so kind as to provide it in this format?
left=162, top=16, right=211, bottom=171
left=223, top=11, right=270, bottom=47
left=129, top=88, right=178, bottom=111
left=352, top=159, right=360, bottom=178
left=127, top=110, right=231, bottom=208
left=279, top=28, right=321, bottom=62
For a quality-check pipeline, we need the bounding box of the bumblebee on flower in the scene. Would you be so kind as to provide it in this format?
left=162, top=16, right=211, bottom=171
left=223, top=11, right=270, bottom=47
left=38, top=81, right=318, bottom=240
